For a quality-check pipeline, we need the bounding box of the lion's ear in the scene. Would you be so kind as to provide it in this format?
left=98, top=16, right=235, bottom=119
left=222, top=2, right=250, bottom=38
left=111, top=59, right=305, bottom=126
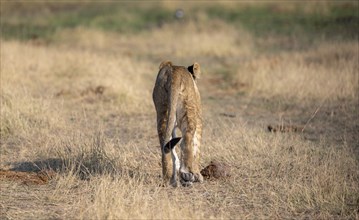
left=159, top=61, right=172, bottom=70
left=188, top=62, right=201, bottom=80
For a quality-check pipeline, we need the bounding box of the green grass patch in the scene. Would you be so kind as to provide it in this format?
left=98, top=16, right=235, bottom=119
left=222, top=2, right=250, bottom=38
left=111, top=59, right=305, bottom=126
left=1, top=2, right=174, bottom=41
left=1, top=2, right=358, bottom=43
left=204, top=3, right=358, bottom=40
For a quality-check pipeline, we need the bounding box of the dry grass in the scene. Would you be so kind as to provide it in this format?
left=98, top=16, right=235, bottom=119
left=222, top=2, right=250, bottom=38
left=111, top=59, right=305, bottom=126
left=1, top=4, right=359, bottom=219
left=233, top=41, right=359, bottom=101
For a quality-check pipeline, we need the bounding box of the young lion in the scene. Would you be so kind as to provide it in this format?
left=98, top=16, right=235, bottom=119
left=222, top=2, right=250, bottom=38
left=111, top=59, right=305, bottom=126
left=152, top=61, right=203, bottom=187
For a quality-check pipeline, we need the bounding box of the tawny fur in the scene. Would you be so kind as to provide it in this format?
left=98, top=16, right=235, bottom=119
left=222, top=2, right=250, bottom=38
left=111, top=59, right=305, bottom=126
left=153, top=61, right=203, bottom=187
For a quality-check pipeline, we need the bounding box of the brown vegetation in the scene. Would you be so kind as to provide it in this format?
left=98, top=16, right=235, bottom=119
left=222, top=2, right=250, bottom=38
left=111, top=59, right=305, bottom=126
left=0, top=170, right=56, bottom=185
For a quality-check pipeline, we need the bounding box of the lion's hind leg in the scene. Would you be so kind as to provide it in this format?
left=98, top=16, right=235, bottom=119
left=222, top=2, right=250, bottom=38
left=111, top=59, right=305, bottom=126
left=157, top=114, right=173, bottom=184
left=179, top=131, right=196, bottom=187
left=179, top=126, right=204, bottom=186
left=192, top=130, right=203, bottom=183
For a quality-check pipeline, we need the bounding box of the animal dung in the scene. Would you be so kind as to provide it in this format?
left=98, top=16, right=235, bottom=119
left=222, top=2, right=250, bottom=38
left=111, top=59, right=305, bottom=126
left=200, top=160, right=231, bottom=180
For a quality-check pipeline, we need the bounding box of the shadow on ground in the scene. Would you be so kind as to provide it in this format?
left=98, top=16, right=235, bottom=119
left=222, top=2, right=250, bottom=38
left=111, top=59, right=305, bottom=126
left=6, top=157, right=152, bottom=183
left=10, top=158, right=65, bottom=172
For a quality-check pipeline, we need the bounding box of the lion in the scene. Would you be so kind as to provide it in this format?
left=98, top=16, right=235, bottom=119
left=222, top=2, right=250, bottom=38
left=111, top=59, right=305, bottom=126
left=153, top=61, right=203, bottom=187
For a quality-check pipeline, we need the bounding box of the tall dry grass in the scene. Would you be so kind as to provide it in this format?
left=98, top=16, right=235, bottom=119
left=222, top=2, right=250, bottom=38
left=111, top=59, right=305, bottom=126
left=1, top=40, right=154, bottom=166
left=234, top=41, right=359, bottom=102
left=1, top=13, right=358, bottom=219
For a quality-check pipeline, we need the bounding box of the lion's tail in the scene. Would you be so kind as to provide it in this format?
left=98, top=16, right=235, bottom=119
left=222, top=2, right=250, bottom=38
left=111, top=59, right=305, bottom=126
left=163, top=66, right=181, bottom=151
left=163, top=137, right=181, bottom=153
